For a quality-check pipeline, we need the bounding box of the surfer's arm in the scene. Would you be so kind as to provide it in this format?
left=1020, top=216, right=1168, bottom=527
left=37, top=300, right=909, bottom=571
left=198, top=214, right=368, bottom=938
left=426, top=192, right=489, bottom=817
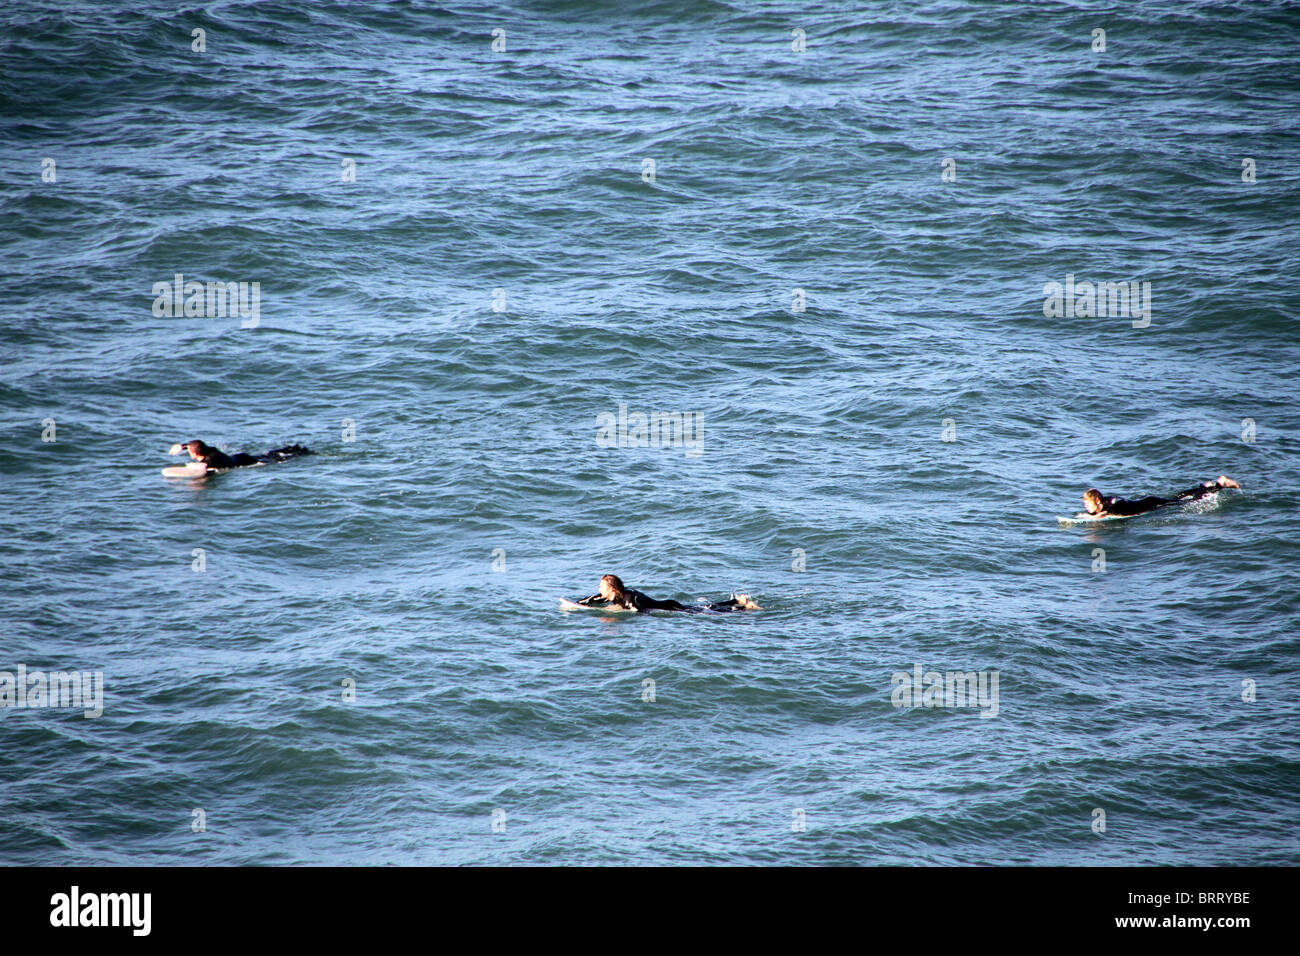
left=631, top=592, right=687, bottom=611
left=575, top=594, right=606, bottom=606
left=623, top=590, right=654, bottom=612
left=1100, top=495, right=1166, bottom=516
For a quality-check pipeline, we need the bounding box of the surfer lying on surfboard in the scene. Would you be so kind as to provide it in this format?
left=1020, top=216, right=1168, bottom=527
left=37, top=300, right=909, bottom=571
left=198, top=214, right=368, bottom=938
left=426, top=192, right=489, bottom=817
left=166, top=439, right=312, bottom=475
left=1076, top=475, right=1240, bottom=519
left=575, top=574, right=761, bottom=613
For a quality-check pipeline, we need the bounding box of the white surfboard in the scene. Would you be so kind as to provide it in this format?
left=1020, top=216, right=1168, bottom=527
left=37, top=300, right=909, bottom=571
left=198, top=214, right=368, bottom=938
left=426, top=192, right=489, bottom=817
left=559, top=598, right=635, bottom=613
left=162, top=463, right=208, bottom=478
left=1057, top=513, right=1128, bottom=525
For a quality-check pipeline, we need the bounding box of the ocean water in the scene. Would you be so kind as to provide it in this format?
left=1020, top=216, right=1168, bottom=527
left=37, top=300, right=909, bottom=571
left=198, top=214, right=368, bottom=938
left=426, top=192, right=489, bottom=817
left=1, top=0, right=1298, bottom=866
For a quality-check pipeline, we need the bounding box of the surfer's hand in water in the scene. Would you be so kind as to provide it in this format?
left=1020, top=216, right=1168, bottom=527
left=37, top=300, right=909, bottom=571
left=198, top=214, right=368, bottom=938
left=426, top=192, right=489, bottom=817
left=168, top=443, right=185, bottom=455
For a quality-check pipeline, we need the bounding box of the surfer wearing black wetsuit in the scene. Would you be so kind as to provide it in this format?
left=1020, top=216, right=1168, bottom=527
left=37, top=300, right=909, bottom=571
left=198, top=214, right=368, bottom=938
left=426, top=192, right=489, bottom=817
left=1080, top=475, right=1240, bottom=518
left=576, top=574, right=761, bottom=613
left=169, top=439, right=312, bottom=472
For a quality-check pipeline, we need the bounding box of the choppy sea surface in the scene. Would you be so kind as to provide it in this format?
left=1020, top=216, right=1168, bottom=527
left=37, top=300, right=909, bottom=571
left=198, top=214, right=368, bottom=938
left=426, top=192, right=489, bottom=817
left=2, top=0, right=1299, bottom=865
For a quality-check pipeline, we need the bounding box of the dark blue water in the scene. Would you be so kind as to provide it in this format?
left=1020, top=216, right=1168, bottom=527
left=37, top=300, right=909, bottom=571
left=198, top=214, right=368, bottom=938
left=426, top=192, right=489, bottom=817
left=2, top=0, right=1298, bottom=865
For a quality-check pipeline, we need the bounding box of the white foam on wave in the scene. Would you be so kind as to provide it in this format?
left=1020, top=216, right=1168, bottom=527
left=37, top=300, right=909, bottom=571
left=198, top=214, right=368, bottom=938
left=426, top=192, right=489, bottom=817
left=1181, top=492, right=1222, bottom=514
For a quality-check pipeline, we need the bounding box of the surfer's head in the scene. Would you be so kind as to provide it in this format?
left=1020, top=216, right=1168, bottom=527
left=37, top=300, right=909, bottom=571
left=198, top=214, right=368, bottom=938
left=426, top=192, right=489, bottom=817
left=183, top=440, right=214, bottom=461
left=598, top=574, right=627, bottom=602
left=1082, top=489, right=1104, bottom=514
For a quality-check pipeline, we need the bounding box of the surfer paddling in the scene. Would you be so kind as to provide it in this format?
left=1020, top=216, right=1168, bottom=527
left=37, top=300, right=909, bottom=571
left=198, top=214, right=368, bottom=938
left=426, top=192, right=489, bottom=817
left=576, top=574, right=761, bottom=613
left=166, top=439, right=312, bottom=475
left=1076, top=475, right=1240, bottom=519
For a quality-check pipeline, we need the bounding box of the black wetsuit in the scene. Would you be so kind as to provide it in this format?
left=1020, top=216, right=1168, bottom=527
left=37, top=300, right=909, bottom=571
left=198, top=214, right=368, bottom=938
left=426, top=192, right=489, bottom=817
left=198, top=444, right=312, bottom=471
left=577, top=590, right=750, bottom=613
left=1099, top=481, right=1226, bottom=517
